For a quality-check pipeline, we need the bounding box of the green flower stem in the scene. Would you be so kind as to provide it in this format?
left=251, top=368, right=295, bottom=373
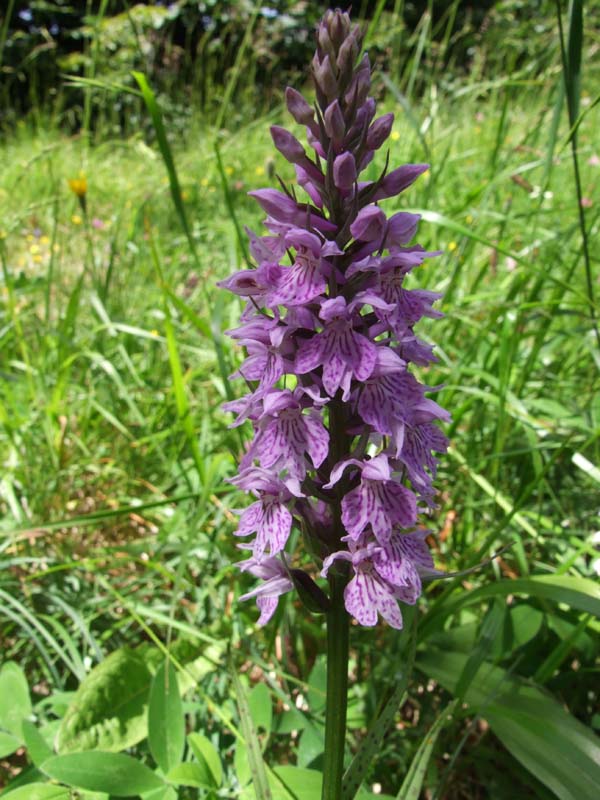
left=322, top=572, right=350, bottom=800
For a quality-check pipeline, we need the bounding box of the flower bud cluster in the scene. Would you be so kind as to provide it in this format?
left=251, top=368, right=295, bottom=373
left=219, top=9, right=448, bottom=628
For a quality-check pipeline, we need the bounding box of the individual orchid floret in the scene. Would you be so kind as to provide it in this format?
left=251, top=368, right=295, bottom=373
left=295, top=296, right=379, bottom=400
left=242, top=389, right=329, bottom=480
left=231, top=468, right=302, bottom=560
left=321, top=532, right=426, bottom=629
left=326, top=454, right=417, bottom=544
left=357, top=361, right=450, bottom=458
left=238, top=555, right=295, bottom=625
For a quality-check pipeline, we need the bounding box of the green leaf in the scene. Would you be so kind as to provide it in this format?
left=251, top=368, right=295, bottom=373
left=166, top=762, right=212, bottom=789
left=296, top=720, right=324, bottom=769
left=306, top=657, right=327, bottom=715
left=234, top=740, right=252, bottom=788
left=0, top=731, right=21, bottom=758
left=0, top=784, right=70, bottom=800
left=509, top=604, right=544, bottom=650
left=270, top=766, right=322, bottom=799
left=41, top=751, right=164, bottom=796
left=141, top=786, right=177, bottom=800
left=148, top=660, right=185, bottom=774
left=0, top=662, right=32, bottom=739
left=188, top=732, right=222, bottom=787
left=397, top=700, right=458, bottom=800
left=22, top=721, right=53, bottom=767
left=418, top=648, right=600, bottom=800
left=248, top=683, right=272, bottom=735
left=455, top=599, right=505, bottom=701
left=56, top=647, right=152, bottom=753
left=175, top=642, right=225, bottom=694
left=421, top=575, right=600, bottom=639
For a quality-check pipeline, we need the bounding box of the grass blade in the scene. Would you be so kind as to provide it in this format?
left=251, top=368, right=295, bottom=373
left=397, top=700, right=458, bottom=800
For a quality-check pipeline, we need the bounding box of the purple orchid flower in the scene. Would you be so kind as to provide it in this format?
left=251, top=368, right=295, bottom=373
left=220, top=9, right=448, bottom=629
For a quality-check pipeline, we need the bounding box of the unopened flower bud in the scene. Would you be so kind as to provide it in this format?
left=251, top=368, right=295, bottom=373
left=270, top=125, right=306, bottom=164
left=386, top=212, right=421, bottom=246
left=324, top=100, right=345, bottom=143
left=329, top=9, right=351, bottom=48
left=350, top=205, right=387, bottom=242
left=285, top=87, right=315, bottom=127
left=337, top=31, right=360, bottom=79
left=367, top=113, right=394, bottom=151
left=317, top=25, right=335, bottom=62
left=372, top=164, right=429, bottom=201
left=345, top=54, right=371, bottom=108
left=333, top=152, right=357, bottom=191
left=313, top=53, right=338, bottom=102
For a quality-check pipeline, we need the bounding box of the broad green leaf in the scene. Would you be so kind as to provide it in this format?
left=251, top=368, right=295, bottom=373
left=56, top=647, right=152, bottom=753
left=141, top=786, right=177, bottom=800
left=148, top=660, right=185, bottom=774
left=166, top=762, right=212, bottom=789
left=509, top=604, right=544, bottom=650
left=418, top=648, right=600, bottom=800
left=0, top=662, right=32, bottom=739
left=421, top=575, right=600, bottom=639
left=397, top=700, right=458, bottom=800
left=270, top=766, right=322, bottom=799
left=234, top=740, right=252, bottom=788
left=296, top=720, right=324, bottom=769
left=271, top=706, right=307, bottom=735
left=188, top=732, right=222, bottom=787
left=306, top=657, right=327, bottom=714
left=0, top=784, right=70, bottom=800
left=455, top=599, right=505, bottom=701
left=22, top=721, right=53, bottom=767
left=41, top=751, right=164, bottom=796
left=248, top=683, right=272, bottom=734
left=175, top=643, right=224, bottom=693
left=0, top=731, right=20, bottom=758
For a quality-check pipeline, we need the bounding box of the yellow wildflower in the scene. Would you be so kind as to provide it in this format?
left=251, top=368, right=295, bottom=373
left=71, top=214, right=83, bottom=225
left=68, top=172, right=88, bottom=214
left=68, top=174, right=87, bottom=199
left=390, top=131, right=400, bottom=142
left=448, top=241, right=458, bottom=252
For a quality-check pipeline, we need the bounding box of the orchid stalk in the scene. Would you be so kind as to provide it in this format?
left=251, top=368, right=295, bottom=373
left=219, top=9, right=448, bottom=798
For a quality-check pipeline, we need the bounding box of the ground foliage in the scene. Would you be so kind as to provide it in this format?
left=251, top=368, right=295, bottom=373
left=0, top=1, right=600, bottom=799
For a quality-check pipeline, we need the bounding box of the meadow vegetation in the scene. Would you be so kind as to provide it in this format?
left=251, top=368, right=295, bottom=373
left=0, top=2, right=599, bottom=798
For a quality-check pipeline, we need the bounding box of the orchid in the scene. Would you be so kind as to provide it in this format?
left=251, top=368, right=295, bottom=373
left=219, top=11, right=448, bottom=795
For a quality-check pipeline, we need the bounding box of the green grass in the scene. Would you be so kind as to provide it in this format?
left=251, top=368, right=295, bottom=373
left=1, top=21, right=599, bottom=798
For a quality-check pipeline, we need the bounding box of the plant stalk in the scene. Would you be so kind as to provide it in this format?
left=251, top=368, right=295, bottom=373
left=322, top=572, right=350, bottom=800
